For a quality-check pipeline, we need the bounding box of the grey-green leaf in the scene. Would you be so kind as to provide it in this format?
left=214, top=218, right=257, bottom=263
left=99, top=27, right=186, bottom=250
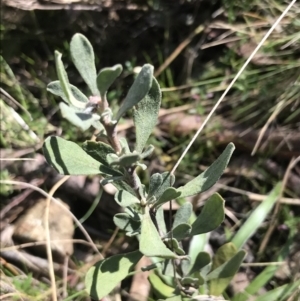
left=148, top=173, right=163, bottom=198
left=118, top=153, right=141, bottom=167
left=153, top=172, right=175, bottom=200
left=116, top=64, right=154, bottom=121
left=154, top=187, right=181, bottom=209
left=55, top=51, right=86, bottom=109
left=173, top=202, right=192, bottom=229
left=178, top=143, right=235, bottom=198
left=85, top=251, right=143, bottom=300
left=119, top=137, right=131, bottom=154
left=113, top=213, right=140, bottom=234
left=140, top=208, right=177, bottom=258
left=82, top=140, right=115, bottom=165
left=43, top=136, right=118, bottom=176
left=164, top=237, right=185, bottom=255
left=70, top=33, right=99, bottom=95
left=188, top=251, right=211, bottom=276
left=133, top=76, right=161, bottom=153
left=59, top=102, right=102, bottom=131
left=166, top=223, right=191, bottom=241
left=97, top=64, right=123, bottom=96
left=156, top=206, right=167, bottom=235
left=114, top=190, right=140, bottom=207
left=112, top=180, right=137, bottom=197
left=47, top=80, right=89, bottom=104
left=190, top=193, right=225, bottom=236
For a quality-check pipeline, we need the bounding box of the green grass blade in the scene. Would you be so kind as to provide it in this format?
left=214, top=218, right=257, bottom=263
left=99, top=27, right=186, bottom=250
left=231, top=182, right=281, bottom=249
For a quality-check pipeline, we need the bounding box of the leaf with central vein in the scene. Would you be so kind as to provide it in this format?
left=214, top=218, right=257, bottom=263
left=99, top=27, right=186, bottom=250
left=47, top=81, right=89, bottom=104
left=190, top=193, right=225, bottom=236
left=140, top=209, right=177, bottom=259
left=97, top=64, right=123, bottom=97
left=177, top=143, right=235, bottom=198
left=82, top=140, right=115, bottom=165
left=133, top=76, right=161, bottom=153
left=116, top=64, right=153, bottom=121
left=70, top=33, right=99, bottom=96
left=43, top=136, right=119, bottom=176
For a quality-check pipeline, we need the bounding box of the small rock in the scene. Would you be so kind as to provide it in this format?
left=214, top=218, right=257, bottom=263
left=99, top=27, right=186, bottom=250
left=13, top=198, right=74, bottom=261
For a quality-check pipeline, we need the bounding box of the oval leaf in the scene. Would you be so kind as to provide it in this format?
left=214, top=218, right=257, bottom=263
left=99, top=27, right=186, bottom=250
left=97, top=64, right=123, bottom=96
left=113, top=213, right=140, bottom=234
left=178, top=143, right=235, bottom=198
left=165, top=223, right=191, bottom=242
left=114, top=190, right=140, bottom=207
left=82, top=140, right=115, bottom=165
left=133, top=76, right=161, bottom=153
left=150, top=172, right=175, bottom=201
left=190, top=193, right=225, bottom=236
left=172, top=202, right=192, bottom=229
left=116, top=64, right=153, bottom=121
left=188, top=251, right=211, bottom=276
left=43, top=136, right=118, bottom=176
left=70, top=33, right=99, bottom=95
left=85, top=251, right=143, bottom=300
left=154, top=187, right=181, bottom=209
left=140, top=208, right=177, bottom=258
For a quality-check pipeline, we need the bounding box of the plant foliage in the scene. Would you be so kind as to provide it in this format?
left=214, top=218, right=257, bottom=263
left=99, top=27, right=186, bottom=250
left=43, top=33, right=244, bottom=300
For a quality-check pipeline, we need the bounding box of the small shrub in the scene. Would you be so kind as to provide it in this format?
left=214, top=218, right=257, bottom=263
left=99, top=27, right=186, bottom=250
left=44, top=33, right=244, bottom=300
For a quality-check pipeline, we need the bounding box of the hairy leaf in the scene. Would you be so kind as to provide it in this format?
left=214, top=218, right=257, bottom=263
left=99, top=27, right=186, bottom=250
left=156, top=206, right=167, bottom=235
left=113, top=213, right=140, bottom=235
left=43, top=136, right=119, bottom=176
left=85, top=251, right=143, bottom=300
left=173, top=202, right=192, bottom=229
left=116, top=64, right=153, bottom=120
left=119, top=137, right=131, bottom=154
left=148, top=173, right=163, bottom=198
left=55, top=51, right=86, bottom=109
left=59, top=102, right=102, bottom=131
left=112, top=180, right=137, bottom=197
left=82, top=140, right=115, bottom=165
left=188, top=251, right=211, bottom=276
left=151, top=172, right=175, bottom=201
left=190, top=193, right=225, bottom=236
left=140, top=208, right=177, bottom=258
left=117, top=153, right=141, bottom=167
left=164, top=237, right=185, bottom=255
left=114, top=190, right=140, bottom=207
left=70, top=33, right=99, bottom=95
left=97, top=64, right=123, bottom=96
left=47, top=80, right=89, bottom=104
left=133, top=76, right=161, bottom=153
left=166, top=223, right=191, bottom=242
left=178, top=143, right=235, bottom=198
left=154, top=187, right=181, bottom=208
